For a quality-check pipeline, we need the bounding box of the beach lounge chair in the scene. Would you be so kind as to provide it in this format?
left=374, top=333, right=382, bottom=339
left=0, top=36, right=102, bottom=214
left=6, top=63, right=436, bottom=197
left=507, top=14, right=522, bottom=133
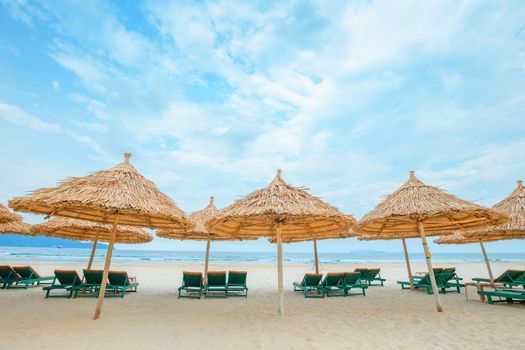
left=178, top=272, right=203, bottom=299
left=0, top=266, right=21, bottom=289
left=205, top=271, right=227, bottom=298
left=107, top=271, right=139, bottom=298
left=293, top=273, right=324, bottom=298
left=358, top=268, right=386, bottom=286
left=9, top=266, right=53, bottom=289
left=73, top=270, right=105, bottom=298
left=227, top=271, right=248, bottom=297
left=342, top=272, right=368, bottom=296
left=43, top=270, right=82, bottom=298
left=436, top=267, right=464, bottom=293
left=322, top=273, right=344, bottom=297
left=398, top=273, right=436, bottom=294
left=472, top=270, right=525, bottom=288
left=477, top=289, right=525, bottom=305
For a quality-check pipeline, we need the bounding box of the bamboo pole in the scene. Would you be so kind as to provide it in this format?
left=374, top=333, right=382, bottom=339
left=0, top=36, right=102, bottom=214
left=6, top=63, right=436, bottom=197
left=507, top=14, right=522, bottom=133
left=93, top=216, right=119, bottom=320
left=418, top=220, right=443, bottom=312
left=276, top=221, right=284, bottom=316
left=87, top=235, right=98, bottom=270
left=204, top=239, right=211, bottom=285
left=313, top=238, right=319, bottom=274
left=479, top=241, right=494, bottom=283
left=402, top=238, right=414, bottom=290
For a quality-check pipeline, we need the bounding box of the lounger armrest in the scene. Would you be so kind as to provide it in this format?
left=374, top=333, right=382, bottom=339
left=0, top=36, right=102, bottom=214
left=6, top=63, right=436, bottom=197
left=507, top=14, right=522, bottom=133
left=472, top=278, right=490, bottom=282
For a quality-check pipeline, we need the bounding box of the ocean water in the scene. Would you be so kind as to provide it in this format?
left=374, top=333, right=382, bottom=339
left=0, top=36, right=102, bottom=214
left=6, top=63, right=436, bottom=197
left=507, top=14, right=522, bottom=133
left=0, top=247, right=524, bottom=264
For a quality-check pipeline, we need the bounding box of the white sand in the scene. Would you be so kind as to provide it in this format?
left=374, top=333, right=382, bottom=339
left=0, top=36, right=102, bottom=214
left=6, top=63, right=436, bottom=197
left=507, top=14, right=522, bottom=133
left=0, top=261, right=524, bottom=350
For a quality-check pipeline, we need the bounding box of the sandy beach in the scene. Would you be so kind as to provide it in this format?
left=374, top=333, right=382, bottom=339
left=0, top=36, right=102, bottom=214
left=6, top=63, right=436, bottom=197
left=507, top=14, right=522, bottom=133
left=1, top=261, right=523, bottom=350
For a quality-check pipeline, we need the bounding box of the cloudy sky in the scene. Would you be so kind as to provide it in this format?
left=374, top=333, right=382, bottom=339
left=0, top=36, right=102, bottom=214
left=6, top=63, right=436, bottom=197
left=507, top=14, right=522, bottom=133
left=1, top=0, right=524, bottom=254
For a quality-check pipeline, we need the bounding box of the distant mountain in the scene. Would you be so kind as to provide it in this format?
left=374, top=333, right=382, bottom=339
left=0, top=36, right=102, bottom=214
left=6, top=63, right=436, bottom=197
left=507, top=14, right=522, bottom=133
left=0, top=234, right=106, bottom=248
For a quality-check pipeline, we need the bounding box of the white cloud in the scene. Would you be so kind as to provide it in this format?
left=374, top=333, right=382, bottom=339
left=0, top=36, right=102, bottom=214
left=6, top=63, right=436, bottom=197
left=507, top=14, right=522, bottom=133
left=0, top=103, right=60, bottom=132
left=52, top=80, right=60, bottom=91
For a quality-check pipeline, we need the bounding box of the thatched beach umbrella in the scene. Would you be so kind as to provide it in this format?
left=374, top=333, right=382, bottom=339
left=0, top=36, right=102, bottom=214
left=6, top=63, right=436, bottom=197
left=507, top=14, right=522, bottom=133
left=268, top=218, right=356, bottom=274
left=9, top=153, right=192, bottom=319
left=356, top=171, right=507, bottom=312
left=207, top=169, right=354, bottom=315
left=0, top=203, right=20, bottom=224
left=31, top=217, right=153, bottom=270
left=0, top=220, right=32, bottom=235
left=157, top=196, right=256, bottom=282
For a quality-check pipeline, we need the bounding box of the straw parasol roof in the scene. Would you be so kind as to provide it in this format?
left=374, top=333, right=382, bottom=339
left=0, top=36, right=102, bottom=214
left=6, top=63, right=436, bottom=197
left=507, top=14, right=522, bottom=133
left=157, top=196, right=255, bottom=241
left=0, top=220, right=32, bottom=235
left=356, top=171, right=508, bottom=238
left=463, top=180, right=525, bottom=241
left=434, top=231, right=485, bottom=244
left=8, top=153, right=192, bottom=230
left=31, top=217, right=152, bottom=244
left=0, top=203, right=20, bottom=224
left=206, top=170, right=355, bottom=240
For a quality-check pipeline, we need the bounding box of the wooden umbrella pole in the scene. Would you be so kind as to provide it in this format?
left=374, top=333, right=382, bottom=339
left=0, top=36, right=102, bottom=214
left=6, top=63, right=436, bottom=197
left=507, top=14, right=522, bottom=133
left=87, top=235, right=98, bottom=270
left=313, top=238, right=319, bottom=274
left=204, top=240, right=211, bottom=285
left=418, top=221, right=443, bottom=312
left=402, top=238, right=414, bottom=290
left=276, top=221, right=284, bottom=316
left=94, top=215, right=119, bottom=320
left=479, top=241, right=494, bottom=282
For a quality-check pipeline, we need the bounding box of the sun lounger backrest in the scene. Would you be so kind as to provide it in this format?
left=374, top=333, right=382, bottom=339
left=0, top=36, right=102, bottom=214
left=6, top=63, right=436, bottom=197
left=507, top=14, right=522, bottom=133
left=228, top=271, right=247, bottom=285
left=496, top=270, right=522, bottom=283
left=366, top=268, right=380, bottom=278
left=354, top=268, right=367, bottom=277
left=83, top=270, right=104, bottom=284
left=343, top=272, right=360, bottom=285
left=108, top=271, right=129, bottom=286
left=55, top=270, right=81, bottom=286
left=302, top=273, right=323, bottom=286
left=323, top=273, right=343, bottom=286
left=13, top=266, right=38, bottom=279
left=183, top=272, right=203, bottom=287
left=207, top=271, right=226, bottom=286
left=0, top=266, right=20, bottom=279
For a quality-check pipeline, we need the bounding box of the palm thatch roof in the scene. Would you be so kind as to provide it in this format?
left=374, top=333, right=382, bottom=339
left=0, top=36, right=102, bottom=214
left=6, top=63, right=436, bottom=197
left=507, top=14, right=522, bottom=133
left=9, top=153, right=193, bottom=230
left=356, top=171, right=508, bottom=239
left=157, top=196, right=255, bottom=241
left=0, top=220, right=32, bottom=235
left=0, top=203, right=20, bottom=224
left=463, top=180, right=525, bottom=241
left=31, top=217, right=152, bottom=244
left=206, top=170, right=355, bottom=241
left=434, top=231, right=484, bottom=245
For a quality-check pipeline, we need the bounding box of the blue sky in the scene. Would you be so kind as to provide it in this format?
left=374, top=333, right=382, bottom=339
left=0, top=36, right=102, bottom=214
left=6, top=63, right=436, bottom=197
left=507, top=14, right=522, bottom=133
left=1, top=0, right=524, bottom=254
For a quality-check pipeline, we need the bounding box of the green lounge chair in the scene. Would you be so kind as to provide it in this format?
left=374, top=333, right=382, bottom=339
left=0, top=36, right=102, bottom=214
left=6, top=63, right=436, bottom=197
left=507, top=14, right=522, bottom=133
left=293, top=273, right=324, bottom=298
left=0, top=266, right=21, bottom=289
left=8, top=266, right=54, bottom=289
left=477, top=289, right=525, bottom=304
left=342, top=272, right=368, bottom=296
left=74, top=270, right=105, bottom=298
left=107, top=271, right=139, bottom=298
left=322, top=273, right=344, bottom=297
left=398, top=273, right=435, bottom=294
left=227, top=271, right=248, bottom=297
left=43, top=270, right=82, bottom=298
left=436, top=267, right=464, bottom=293
left=178, top=272, right=203, bottom=299
left=472, top=270, right=525, bottom=288
left=205, top=271, right=227, bottom=298
left=359, top=268, right=386, bottom=286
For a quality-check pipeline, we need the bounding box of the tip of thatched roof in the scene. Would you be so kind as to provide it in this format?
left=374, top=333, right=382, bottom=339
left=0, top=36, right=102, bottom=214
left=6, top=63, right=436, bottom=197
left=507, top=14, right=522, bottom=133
left=8, top=153, right=193, bottom=230
left=463, top=179, right=525, bottom=240
left=31, top=217, right=152, bottom=244
left=157, top=195, right=226, bottom=240
left=356, top=171, right=508, bottom=238
left=206, top=170, right=355, bottom=240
